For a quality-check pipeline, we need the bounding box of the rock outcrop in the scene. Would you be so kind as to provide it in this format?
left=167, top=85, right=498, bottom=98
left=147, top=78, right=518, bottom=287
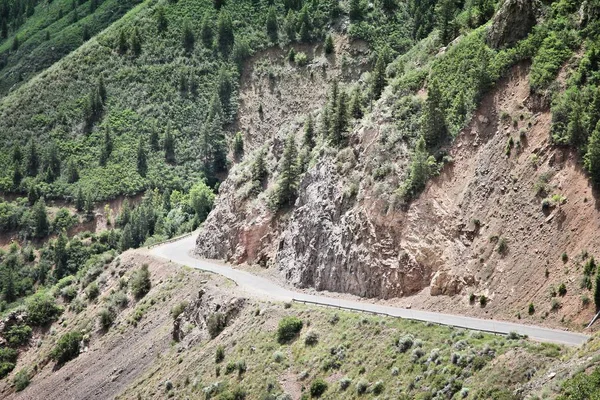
left=487, top=0, right=538, bottom=49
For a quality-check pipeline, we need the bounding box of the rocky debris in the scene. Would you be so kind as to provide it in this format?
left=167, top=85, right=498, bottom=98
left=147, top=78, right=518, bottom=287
left=487, top=0, right=539, bottom=49
left=172, top=288, right=246, bottom=344
left=0, top=310, right=28, bottom=346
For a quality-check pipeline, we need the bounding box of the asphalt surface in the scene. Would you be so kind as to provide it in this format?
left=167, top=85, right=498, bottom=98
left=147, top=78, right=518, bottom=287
left=150, top=233, right=591, bottom=346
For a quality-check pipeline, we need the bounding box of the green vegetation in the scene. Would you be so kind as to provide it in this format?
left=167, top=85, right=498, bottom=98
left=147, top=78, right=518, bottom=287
left=559, top=366, right=600, bottom=400
left=0, top=347, right=17, bottom=378
left=50, top=330, right=83, bottom=364
left=129, top=264, right=151, bottom=300
left=277, top=316, right=303, bottom=344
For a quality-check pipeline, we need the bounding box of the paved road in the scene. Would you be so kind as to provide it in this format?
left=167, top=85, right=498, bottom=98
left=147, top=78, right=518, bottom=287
left=150, top=233, right=591, bottom=347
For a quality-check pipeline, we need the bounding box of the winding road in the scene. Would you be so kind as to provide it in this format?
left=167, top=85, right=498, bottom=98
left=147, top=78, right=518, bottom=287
left=150, top=233, right=591, bottom=347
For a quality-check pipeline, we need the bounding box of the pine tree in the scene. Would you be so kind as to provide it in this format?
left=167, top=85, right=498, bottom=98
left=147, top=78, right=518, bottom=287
left=99, top=131, right=113, bottom=166
left=85, top=193, right=95, bottom=221
left=131, top=27, right=142, bottom=56
left=2, top=269, right=15, bottom=303
left=28, top=185, right=39, bottom=206
left=137, top=138, right=147, bottom=177
left=297, top=6, right=310, bottom=42
left=45, top=142, right=61, bottom=182
left=320, top=105, right=331, bottom=139
left=251, top=148, right=268, bottom=186
left=349, top=0, right=363, bottom=21
left=233, top=132, right=244, bottom=159
left=595, top=272, right=600, bottom=311
left=217, top=11, right=234, bottom=55
left=164, top=130, right=176, bottom=164
left=12, top=144, right=22, bottom=165
left=156, top=6, right=168, bottom=33
left=150, top=128, right=160, bottom=151
left=118, top=30, right=128, bottom=54
left=75, top=187, right=85, bottom=212
left=567, top=100, right=585, bottom=147
left=371, top=54, right=387, bottom=100
left=12, top=166, right=22, bottom=188
left=266, top=6, right=278, bottom=43
left=435, top=0, right=456, bottom=45
left=66, top=159, right=79, bottom=183
left=54, top=233, right=68, bottom=280
left=33, top=199, right=49, bottom=238
left=200, top=14, right=214, bottom=48
left=98, top=75, right=107, bottom=103
left=303, top=114, right=315, bottom=150
left=90, top=0, right=98, bottom=13
left=182, top=20, right=195, bottom=53
left=349, top=86, right=363, bottom=119
left=585, top=121, right=600, bottom=187
left=82, top=24, right=90, bottom=41
left=324, top=34, right=334, bottom=55
left=120, top=223, right=134, bottom=251
left=274, top=134, right=299, bottom=208
left=381, top=0, right=396, bottom=12
left=331, top=90, right=348, bottom=146
left=284, top=9, right=296, bottom=41
left=217, top=67, right=233, bottom=118
left=25, top=139, right=39, bottom=177
left=422, top=78, right=447, bottom=147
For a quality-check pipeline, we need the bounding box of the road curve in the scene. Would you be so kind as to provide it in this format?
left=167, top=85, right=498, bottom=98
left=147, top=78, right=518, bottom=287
left=150, top=233, right=591, bottom=347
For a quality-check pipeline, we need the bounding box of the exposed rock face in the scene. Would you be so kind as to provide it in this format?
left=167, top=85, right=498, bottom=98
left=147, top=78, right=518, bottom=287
left=487, top=0, right=538, bottom=49
left=276, top=160, right=430, bottom=299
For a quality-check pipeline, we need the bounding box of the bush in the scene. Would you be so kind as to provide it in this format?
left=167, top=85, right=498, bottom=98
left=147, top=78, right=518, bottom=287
left=277, top=316, right=303, bottom=344
left=171, top=301, right=188, bottom=319
left=295, top=52, right=308, bottom=66
left=310, top=378, right=328, bottom=398
left=86, top=282, right=100, bottom=301
left=26, top=292, right=63, bottom=326
left=130, top=264, right=151, bottom=299
left=98, top=307, right=116, bottom=330
left=373, top=380, right=384, bottom=395
left=558, top=283, right=567, bottom=296
left=50, top=331, right=83, bottom=364
left=479, top=295, right=488, bottom=307
left=340, top=376, right=352, bottom=390
left=5, top=324, right=32, bottom=347
left=273, top=351, right=285, bottom=363
left=207, top=312, right=227, bottom=338
left=13, top=369, right=29, bottom=392
left=528, top=303, right=535, bottom=315
left=0, top=348, right=17, bottom=378
left=397, top=335, right=414, bottom=353
left=215, top=345, right=225, bottom=363
left=304, top=330, right=318, bottom=346
left=356, top=379, right=368, bottom=395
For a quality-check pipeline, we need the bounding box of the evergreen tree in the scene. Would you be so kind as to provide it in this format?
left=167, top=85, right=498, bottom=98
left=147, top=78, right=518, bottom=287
left=84, top=193, right=95, bottom=221
left=398, top=135, right=435, bottom=202
left=54, top=233, right=68, bottom=280
left=274, top=134, right=299, bottom=208
left=371, top=54, right=387, bottom=100
left=156, top=6, right=168, bottom=33
left=45, top=142, right=61, bottom=182
left=25, top=139, right=39, bottom=177
left=75, top=187, right=85, bottom=212
left=82, top=24, right=90, bottom=41
left=120, top=223, right=134, bottom=251
left=284, top=9, right=296, bottom=41
left=11, top=36, right=19, bottom=51
left=2, top=269, right=15, bottom=303
left=27, top=185, right=40, bottom=206
left=349, top=0, right=363, bottom=21
left=233, top=131, right=244, bottom=159
left=251, top=148, right=268, bottom=186
left=297, top=6, right=310, bottom=42
left=349, top=86, right=363, bottom=119
left=217, top=11, right=234, bottom=55
left=137, top=138, right=147, bottom=177
left=567, top=100, right=585, bottom=147
left=324, top=34, right=334, bottom=55
left=182, top=20, right=195, bottom=53
left=595, top=272, right=600, bottom=311
left=214, top=0, right=226, bottom=9
left=164, top=130, right=176, bottom=164
left=162, top=189, right=171, bottom=212
left=150, top=127, right=160, bottom=151
left=320, top=105, right=331, bottom=139
left=90, top=0, right=98, bottom=13
left=200, top=14, right=214, bottom=48
left=422, top=78, right=447, bottom=147
left=12, top=166, right=22, bottom=188
left=66, top=159, right=79, bottom=183
left=303, top=114, right=315, bottom=150
left=381, top=0, right=396, bottom=12
left=12, top=144, right=23, bottom=165
left=118, top=30, right=128, bottom=54
left=32, top=199, right=49, bottom=238
left=331, top=90, right=348, bottom=146
left=98, top=75, right=107, bottom=103
left=99, top=131, right=113, bottom=166
left=435, top=0, right=456, bottom=45
left=131, top=27, right=142, bottom=56
left=217, top=67, right=233, bottom=118
left=266, top=6, right=278, bottom=43
left=585, top=121, right=600, bottom=187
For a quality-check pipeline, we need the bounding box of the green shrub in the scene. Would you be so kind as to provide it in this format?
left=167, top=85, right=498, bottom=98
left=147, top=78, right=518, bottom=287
left=98, top=307, right=116, bottom=330
left=310, top=378, right=328, bottom=398
left=295, top=52, right=308, bottom=66
left=340, top=376, right=352, bottom=390
left=558, top=283, right=567, bottom=296
left=26, top=292, right=63, bottom=326
left=86, top=282, right=100, bottom=301
left=356, top=379, right=368, bottom=395
left=130, top=264, right=151, bottom=299
left=50, top=331, right=83, bottom=364
left=5, top=324, right=32, bottom=347
left=171, top=301, right=188, bottom=319
left=215, top=345, right=225, bottom=363
left=0, top=348, right=17, bottom=378
left=528, top=303, right=535, bottom=315
left=277, top=316, right=303, bottom=344
left=479, top=295, right=488, bottom=307
left=207, top=312, right=227, bottom=338
left=373, top=380, right=384, bottom=395
left=13, top=369, right=29, bottom=392
left=304, top=330, right=318, bottom=346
